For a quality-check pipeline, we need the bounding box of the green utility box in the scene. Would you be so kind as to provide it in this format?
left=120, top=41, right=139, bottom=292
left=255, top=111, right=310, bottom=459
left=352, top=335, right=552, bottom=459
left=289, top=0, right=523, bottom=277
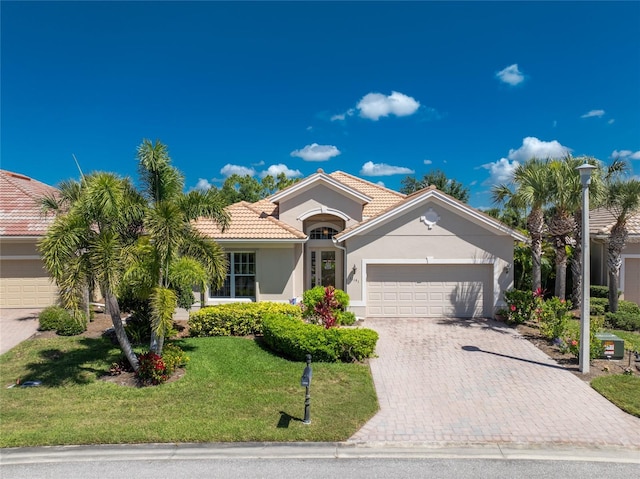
left=595, top=333, right=625, bottom=360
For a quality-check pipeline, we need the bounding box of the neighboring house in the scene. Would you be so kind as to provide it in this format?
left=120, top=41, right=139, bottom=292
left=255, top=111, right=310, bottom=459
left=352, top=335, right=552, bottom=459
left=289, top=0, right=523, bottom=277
left=0, top=170, right=58, bottom=307
left=590, top=208, right=640, bottom=305
left=194, top=169, right=527, bottom=318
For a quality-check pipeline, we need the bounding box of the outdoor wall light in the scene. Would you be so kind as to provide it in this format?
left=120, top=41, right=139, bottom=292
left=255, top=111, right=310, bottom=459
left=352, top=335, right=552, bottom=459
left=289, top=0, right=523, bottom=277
left=503, top=264, right=512, bottom=275
left=351, top=264, right=357, bottom=274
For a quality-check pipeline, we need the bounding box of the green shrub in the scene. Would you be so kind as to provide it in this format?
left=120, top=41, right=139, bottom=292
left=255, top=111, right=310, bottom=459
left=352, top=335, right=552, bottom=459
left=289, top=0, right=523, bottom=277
left=124, top=313, right=152, bottom=344
left=336, top=311, right=357, bottom=326
left=590, top=285, right=610, bottom=299
left=262, top=314, right=378, bottom=363
left=590, top=297, right=608, bottom=316
left=302, top=286, right=349, bottom=313
left=604, top=300, right=640, bottom=331
left=188, top=302, right=302, bottom=337
left=536, top=297, right=572, bottom=340
left=56, top=310, right=88, bottom=336
left=561, top=316, right=604, bottom=360
left=503, top=289, right=539, bottom=324
left=337, top=328, right=378, bottom=361
left=38, top=306, right=66, bottom=331
left=161, top=343, right=189, bottom=374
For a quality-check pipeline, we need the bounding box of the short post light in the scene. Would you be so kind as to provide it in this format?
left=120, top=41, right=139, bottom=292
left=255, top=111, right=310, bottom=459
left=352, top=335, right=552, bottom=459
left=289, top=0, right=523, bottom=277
left=577, top=162, right=597, bottom=374
left=300, top=354, right=312, bottom=424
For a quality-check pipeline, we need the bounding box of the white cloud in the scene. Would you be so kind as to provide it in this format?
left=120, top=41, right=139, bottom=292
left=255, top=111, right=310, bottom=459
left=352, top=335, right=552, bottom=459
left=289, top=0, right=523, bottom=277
left=506, top=136, right=571, bottom=162
left=330, top=109, right=355, bottom=121
left=581, top=109, right=605, bottom=119
left=260, top=164, right=303, bottom=178
left=376, top=181, right=386, bottom=187
left=357, top=91, right=420, bottom=121
left=360, top=161, right=414, bottom=176
left=611, top=149, right=640, bottom=160
left=481, top=137, right=572, bottom=186
left=220, top=164, right=256, bottom=177
left=194, top=178, right=213, bottom=190
left=290, top=143, right=341, bottom=162
left=306, top=125, right=313, bottom=131
left=481, top=158, right=520, bottom=185
left=552, top=120, right=558, bottom=128
left=496, top=64, right=525, bottom=86
left=251, top=160, right=265, bottom=167
left=423, top=159, right=433, bottom=165
left=608, top=119, right=615, bottom=125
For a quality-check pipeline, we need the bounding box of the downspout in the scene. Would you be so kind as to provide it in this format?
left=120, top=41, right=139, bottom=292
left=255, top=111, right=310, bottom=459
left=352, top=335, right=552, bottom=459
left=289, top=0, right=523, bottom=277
left=332, top=237, right=348, bottom=291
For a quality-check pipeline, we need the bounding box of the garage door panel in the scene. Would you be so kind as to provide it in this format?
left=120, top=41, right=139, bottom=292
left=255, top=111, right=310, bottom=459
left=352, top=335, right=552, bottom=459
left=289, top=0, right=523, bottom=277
left=0, top=260, right=58, bottom=308
left=367, top=264, right=491, bottom=318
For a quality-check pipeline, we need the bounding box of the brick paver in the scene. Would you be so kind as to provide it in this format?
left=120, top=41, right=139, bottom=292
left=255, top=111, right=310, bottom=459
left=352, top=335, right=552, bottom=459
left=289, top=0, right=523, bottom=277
left=349, top=318, right=640, bottom=449
left=0, top=309, right=41, bottom=355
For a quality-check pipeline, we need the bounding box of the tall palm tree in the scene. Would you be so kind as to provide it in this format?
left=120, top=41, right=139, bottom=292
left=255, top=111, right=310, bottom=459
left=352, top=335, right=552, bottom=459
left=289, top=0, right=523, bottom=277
left=604, top=179, right=640, bottom=312
left=39, top=172, right=145, bottom=371
left=135, top=139, right=230, bottom=354
left=492, top=158, right=551, bottom=292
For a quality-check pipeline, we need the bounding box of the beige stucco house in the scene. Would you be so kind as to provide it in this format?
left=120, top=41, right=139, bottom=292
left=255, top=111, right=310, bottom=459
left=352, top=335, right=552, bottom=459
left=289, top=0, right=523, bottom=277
left=0, top=170, right=58, bottom=307
left=590, top=208, right=640, bottom=305
left=194, top=169, right=527, bottom=318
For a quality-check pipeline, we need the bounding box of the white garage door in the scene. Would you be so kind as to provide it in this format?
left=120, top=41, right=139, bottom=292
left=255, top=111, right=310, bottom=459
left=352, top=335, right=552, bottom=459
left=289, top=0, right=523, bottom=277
left=0, top=260, right=58, bottom=308
left=367, top=264, right=492, bottom=318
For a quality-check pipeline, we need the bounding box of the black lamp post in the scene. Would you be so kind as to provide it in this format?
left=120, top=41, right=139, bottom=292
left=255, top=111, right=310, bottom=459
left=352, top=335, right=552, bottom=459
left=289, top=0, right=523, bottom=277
left=300, top=354, right=312, bottom=425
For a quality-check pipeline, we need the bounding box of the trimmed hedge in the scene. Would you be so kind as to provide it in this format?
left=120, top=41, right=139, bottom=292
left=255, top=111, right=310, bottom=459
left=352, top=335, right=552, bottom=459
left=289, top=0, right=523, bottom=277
left=38, top=306, right=87, bottom=336
left=188, top=302, right=302, bottom=337
left=261, top=314, right=378, bottom=363
left=590, top=285, right=610, bottom=299
left=605, top=300, right=640, bottom=331
left=590, top=297, right=608, bottom=316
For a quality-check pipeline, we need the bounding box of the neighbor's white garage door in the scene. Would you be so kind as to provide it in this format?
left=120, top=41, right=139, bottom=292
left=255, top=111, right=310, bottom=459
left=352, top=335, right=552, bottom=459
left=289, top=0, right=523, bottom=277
left=0, top=260, right=58, bottom=308
left=366, top=264, right=492, bottom=318
left=623, top=258, right=639, bottom=306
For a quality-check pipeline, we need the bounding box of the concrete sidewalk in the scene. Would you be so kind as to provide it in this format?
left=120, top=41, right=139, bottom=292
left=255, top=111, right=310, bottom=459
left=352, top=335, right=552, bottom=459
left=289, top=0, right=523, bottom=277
left=0, top=309, right=41, bottom=355
left=349, top=318, right=640, bottom=450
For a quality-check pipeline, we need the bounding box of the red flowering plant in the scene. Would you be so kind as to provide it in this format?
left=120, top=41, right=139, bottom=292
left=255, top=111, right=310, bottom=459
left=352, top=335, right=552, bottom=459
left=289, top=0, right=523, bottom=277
left=503, top=289, right=539, bottom=324
left=135, top=351, right=169, bottom=386
left=313, top=286, right=340, bottom=329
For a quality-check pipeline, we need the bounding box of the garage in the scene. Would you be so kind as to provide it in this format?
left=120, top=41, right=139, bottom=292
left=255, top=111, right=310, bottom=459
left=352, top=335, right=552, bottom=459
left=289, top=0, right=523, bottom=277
left=366, top=264, right=493, bottom=318
left=0, top=259, right=58, bottom=308
left=623, top=258, right=639, bottom=305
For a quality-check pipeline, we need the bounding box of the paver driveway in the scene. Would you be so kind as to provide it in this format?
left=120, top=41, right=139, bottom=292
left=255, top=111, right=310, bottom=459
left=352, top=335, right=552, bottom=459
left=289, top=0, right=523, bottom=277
left=349, top=318, right=640, bottom=449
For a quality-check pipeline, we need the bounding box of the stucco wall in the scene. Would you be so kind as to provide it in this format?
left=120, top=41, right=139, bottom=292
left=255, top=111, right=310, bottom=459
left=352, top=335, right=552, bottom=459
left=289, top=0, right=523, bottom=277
left=278, top=184, right=364, bottom=229
left=343, top=200, right=514, bottom=314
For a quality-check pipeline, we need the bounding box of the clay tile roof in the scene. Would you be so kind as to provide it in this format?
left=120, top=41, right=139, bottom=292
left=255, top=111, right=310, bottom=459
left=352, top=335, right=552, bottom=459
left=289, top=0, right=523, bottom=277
left=590, top=207, right=640, bottom=237
left=328, top=171, right=405, bottom=217
left=194, top=201, right=306, bottom=240
left=0, top=170, right=58, bottom=237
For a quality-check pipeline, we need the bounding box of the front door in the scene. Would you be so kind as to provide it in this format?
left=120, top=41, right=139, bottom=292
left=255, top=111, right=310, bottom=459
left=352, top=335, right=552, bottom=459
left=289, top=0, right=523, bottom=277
left=310, top=249, right=338, bottom=288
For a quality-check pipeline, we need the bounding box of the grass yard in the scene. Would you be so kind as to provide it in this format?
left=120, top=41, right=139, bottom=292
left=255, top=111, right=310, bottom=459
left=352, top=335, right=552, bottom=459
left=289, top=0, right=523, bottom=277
left=0, top=336, right=378, bottom=447
left=591, top=375, right=640, bottom=418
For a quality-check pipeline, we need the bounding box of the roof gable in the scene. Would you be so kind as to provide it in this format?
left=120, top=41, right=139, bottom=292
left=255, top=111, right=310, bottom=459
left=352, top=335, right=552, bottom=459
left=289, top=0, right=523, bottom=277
left=335, top=186, right=528, bottom=242
left=269, top=169, right=372, bottom=206
left=0, top=170, right=58, bottom=237
left=590, top=207, right=640, bottom=238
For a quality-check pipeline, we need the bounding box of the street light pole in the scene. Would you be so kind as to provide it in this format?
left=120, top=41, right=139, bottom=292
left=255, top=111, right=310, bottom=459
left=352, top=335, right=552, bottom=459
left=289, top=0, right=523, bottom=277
left=577, top=162, right=597, bottom=374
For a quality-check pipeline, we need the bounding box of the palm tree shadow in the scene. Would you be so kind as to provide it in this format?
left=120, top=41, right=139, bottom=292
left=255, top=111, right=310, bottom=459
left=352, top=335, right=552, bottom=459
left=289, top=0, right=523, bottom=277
left=23, top=337, right=122, bottom=387
left=461, top=345, right=567, bottom=371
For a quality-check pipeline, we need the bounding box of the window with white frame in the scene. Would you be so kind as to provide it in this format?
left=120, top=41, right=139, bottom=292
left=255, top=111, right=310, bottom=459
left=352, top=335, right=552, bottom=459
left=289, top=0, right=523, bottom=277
left=210, top=252, right=256, bottom=299
left=309, top=226, right=338, bottom=239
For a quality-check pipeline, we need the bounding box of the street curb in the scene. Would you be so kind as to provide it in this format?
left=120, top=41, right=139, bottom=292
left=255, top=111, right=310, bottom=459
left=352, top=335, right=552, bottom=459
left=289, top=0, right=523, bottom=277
left=2, top=441, right=639, bottom=465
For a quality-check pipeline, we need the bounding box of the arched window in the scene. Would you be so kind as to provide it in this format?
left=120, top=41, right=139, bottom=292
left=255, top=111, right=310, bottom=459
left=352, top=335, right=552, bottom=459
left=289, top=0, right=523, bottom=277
left=309, top=227, right=338, bottom=239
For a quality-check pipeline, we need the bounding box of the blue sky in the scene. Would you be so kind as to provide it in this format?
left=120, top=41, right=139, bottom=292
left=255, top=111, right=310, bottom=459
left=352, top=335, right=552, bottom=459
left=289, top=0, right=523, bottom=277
left=2, top=1, right=639, bottom=208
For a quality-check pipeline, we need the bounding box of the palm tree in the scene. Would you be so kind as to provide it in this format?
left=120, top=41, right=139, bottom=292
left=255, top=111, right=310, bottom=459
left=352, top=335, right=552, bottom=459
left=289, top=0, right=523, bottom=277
left=39, top=172, right=145, bottom=371
left=492, top=158, right=551, bottom=292
left=604, top=179, right=640, bottom=312
left=135, top=139, right=230, bottom=354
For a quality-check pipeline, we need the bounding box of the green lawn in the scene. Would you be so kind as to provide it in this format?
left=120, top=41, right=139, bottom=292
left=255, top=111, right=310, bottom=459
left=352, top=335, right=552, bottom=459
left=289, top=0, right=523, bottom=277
left=591, top=375, right=640, bottom=418
left=0, top=336, right=378, bottom=447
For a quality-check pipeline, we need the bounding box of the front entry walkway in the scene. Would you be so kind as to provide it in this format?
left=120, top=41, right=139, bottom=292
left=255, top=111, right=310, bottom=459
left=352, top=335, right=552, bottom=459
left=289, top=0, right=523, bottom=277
left=349, top=318, right=640, bottom=448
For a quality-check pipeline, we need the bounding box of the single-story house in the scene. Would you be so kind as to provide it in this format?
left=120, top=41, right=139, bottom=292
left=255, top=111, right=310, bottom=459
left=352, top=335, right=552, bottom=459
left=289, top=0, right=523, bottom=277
left=0, top=170, right=58, bottom=308
left=194, top=169, right=527, bottom=318
left=590, top=207, right=640, bottom=305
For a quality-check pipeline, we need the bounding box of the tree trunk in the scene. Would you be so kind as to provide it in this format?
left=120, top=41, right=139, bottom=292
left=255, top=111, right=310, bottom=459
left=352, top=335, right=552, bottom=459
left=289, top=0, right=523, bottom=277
left=554, top=243, right=567, bottom=300
left=607, top=223, right=627, bottom=314
left=105, top=291, right=140, bottom=371
left=527, top=208, right=544, bottom=292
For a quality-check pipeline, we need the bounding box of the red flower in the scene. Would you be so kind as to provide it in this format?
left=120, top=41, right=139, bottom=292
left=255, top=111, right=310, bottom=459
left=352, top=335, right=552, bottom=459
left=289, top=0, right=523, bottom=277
left=510, top=304, right=516, bottom=312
